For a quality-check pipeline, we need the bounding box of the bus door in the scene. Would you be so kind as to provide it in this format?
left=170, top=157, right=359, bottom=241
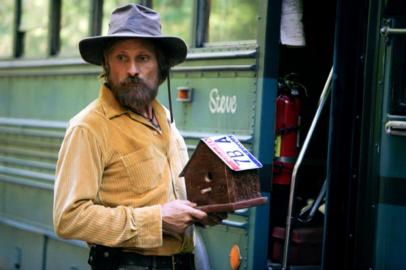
left=374, top=6, right=406, bottom=269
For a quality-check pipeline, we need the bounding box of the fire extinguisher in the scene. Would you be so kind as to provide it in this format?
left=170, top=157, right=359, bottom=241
left=273, top=74, right=305, bottom=185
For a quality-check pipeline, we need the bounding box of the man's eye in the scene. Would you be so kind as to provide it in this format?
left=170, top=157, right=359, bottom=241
left=139, top=55, right=150, bottom=62
left=117, top=55, right=127, bottom=61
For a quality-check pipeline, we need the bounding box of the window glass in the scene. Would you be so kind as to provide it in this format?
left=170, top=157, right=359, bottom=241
left=21, top=0, right=48, bottom=58
left=60, top=0, right=91, bottom=56
left=153, top=0, right=192, bottom=45
left=208, top=0, right=258, bottom=43
left=102, top=0, right=133, bottom=35
left=0, top=0, right=14, bottom=58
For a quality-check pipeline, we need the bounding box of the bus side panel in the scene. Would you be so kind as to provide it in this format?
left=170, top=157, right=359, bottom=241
left=376, top=134, right=406, bottom=269
left=45, top=239, right=89, bottom=270
left=196, top=224, right=249, bottom=270
left=375, top=204, right=406, bottom=269
left=0, top=73, right=98, bottom=120
left=0, top=49, right=261, bottom=269
left=165, top=53, right=261, bottom=269
left=0, top=223, right=44, bottom=270
left=0, top=66, right=101, bottom=270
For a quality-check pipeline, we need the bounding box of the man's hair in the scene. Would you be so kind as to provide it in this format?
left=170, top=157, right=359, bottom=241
left=99, top=39, right=170, bottom=84
left=154, top=43, right=170, bottom=83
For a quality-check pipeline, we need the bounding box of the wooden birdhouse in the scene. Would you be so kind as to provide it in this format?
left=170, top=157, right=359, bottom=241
left=180, top=135, right=267, bottom=213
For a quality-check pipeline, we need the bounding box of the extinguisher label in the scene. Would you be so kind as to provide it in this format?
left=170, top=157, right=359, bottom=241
left=275, top=135, right=281, bottom=157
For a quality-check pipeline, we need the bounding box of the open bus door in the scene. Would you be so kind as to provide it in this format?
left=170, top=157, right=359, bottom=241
left=370, top=1, right=406, bottom=269
left=322, top=0, right=406, bottom=269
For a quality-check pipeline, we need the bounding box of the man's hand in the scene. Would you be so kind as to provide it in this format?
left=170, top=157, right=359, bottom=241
left=161, top=200, right=208, bottom=234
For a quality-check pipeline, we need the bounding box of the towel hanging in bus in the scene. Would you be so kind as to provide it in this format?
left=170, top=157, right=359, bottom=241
left=280, top=0, right=306, bottom=47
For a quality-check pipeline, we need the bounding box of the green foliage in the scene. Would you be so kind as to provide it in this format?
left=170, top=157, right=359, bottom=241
left=21, top=0, right=49, bottom=58
left=154, top=0, right=192, bottom=45
left=0, top=0, right=14, bottom=58
left=60, top=0, right=91, bottom=56
left=208, top=0, right=259, bottom=43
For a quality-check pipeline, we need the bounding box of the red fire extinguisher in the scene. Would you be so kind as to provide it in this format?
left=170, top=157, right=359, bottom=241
left=273, top=74, right=305, bottom=185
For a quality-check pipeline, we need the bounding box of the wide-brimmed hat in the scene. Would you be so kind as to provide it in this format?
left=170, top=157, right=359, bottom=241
left=79, top=4, right=187, bottom=67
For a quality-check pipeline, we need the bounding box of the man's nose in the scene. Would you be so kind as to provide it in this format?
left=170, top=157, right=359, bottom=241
left=127, top=61, right=140, bottom=76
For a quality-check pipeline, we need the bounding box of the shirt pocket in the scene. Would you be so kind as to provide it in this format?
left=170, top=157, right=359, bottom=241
left=121, top=146, right=165, bottom=194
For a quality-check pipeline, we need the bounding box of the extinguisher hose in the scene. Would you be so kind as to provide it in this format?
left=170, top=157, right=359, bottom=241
left=297, top=180, right=327, bottom=223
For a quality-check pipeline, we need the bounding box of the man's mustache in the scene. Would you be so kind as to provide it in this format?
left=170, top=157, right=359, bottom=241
left=121, top=76, right=144, bottom=86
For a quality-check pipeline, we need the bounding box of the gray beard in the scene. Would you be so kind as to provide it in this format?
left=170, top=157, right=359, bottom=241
left=108, top=76, right=158, bottom=114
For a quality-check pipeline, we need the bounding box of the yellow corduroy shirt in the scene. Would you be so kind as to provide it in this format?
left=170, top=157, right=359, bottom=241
left=53, top=84, right=193, bottom=255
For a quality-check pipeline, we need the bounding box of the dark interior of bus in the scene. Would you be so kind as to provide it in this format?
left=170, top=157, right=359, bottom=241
left=268, top=0, right=337, bottom=266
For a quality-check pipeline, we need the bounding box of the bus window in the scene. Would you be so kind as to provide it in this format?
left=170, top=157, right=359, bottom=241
left=207, top=0, right=258, bottom=44
left=60, top=0, right=91, bottom=56
left=0, top=0, right=14, bottom=58
left=153, top=0, right=192, bottom=46
left=102, top=0, right=135, bottom=35
left=21, top=0, right=48, bottom=58
left=388, top=18, right=406, bottom=115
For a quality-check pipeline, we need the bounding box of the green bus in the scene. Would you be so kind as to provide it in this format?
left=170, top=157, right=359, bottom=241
left=0, top=0, right=405, bottom=269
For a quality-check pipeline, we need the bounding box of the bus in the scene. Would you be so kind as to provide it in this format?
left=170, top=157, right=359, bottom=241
left=0, top=0, right=405, bottom=269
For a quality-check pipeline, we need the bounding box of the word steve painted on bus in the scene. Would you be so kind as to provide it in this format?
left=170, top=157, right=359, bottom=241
left=209, top=88, right=237, bottom=114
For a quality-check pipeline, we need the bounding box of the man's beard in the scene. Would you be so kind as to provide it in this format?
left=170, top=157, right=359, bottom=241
left=108, top=76, right=158, bottom=114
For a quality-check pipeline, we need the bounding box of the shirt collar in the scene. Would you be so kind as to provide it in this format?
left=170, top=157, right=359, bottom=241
left=99, top=84, right=130, bottom=119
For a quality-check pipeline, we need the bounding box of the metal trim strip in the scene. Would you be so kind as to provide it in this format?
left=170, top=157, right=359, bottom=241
left=0, top=146, right=58, bottom=160
left=0, top=174, right=53, bottom=190
left=0, top=49, right=257, bottom=69
left=181, top=131, right=252, bottom=143
left=173, top=64, right=256, bottom=72
left=0, top=166, right=54, bottom=182
left=0, top=117, right=66, bottom=129
left=0, top=215, right=86, bottom=248
left=221, top=219, right=248, bottom=229
left=0, top=156, right=55, bottom=171
left=0, top=126, right=65, bottom=138
left=0, top=64, right=256, bottom=77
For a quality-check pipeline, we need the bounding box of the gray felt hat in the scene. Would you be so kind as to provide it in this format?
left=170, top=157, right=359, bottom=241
left=79, top=4, right=187, bottom=67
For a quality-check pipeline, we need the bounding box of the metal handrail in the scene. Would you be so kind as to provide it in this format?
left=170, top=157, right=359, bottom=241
left=281, top=67, right=333, bottom=269
left=385, top=121, right=406, bottom=136
left=380, top=26, right=406, bottom=36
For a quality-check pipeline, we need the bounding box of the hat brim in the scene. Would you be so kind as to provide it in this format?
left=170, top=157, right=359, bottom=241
left=79, top=34, right=187, bottom=67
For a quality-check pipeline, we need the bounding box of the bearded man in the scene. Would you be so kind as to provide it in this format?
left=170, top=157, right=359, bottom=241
left=53, top=4, right=222, bottom=270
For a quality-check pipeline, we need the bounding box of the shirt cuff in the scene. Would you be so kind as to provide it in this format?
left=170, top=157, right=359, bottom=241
left=132, top=205, right=162, bottom=248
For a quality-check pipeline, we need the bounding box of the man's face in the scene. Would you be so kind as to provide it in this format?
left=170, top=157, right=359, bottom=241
left=105, top=38, right=160, bottom=113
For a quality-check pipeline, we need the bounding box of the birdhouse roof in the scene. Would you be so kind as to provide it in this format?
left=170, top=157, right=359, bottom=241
left=180, top=135, right=262, bottom=176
